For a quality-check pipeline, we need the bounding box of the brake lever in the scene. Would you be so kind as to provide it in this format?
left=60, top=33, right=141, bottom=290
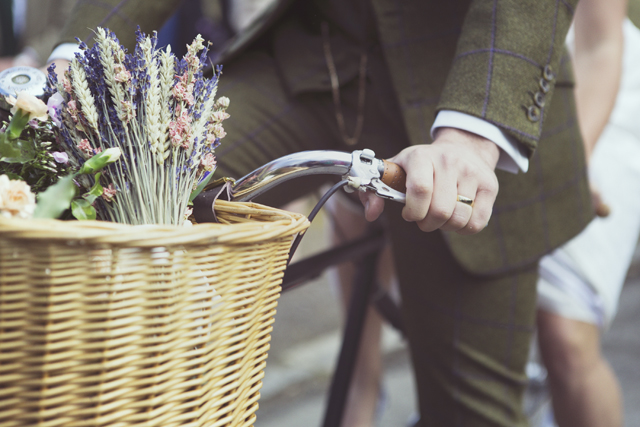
left=343, top=149, right=407, bottom=204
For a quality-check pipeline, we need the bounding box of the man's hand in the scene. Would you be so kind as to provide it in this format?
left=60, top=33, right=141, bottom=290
left=361, top=127, right=500, bottom=235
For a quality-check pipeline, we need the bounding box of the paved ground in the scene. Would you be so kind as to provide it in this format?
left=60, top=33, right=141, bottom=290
left=252, top=203, right=640, bottom=427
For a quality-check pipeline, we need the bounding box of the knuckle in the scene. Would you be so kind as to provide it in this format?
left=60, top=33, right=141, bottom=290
left=436, top=152, right=452, bottom=168
left=430, top=206, right=453, bottom=222
left=402, top=206, right=422, bottom=223
left=407, top=182, right=432, bottom=198
left=442, top=220, right=464, bottom=232
left=443, top=208, right=470, bottom=231
left=403, top=211, right=418, bottom=222
left=417, top=220, right=435, bottom=233
left=459, top=165, right=474, bottom=180
left=468, top=213, right=491, bottom=231
left=466, top=219, right=484, bottom=233
left=482, top=175, right=499, bottom=194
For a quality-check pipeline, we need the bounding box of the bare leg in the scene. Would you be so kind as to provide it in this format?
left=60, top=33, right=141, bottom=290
left=325, top=195, right=396, bottom=427
left=537, top=309, right=623, bottom=427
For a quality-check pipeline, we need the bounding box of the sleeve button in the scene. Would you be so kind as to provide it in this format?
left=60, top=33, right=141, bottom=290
left=539, top=77, right=550, bottom=93
left=527, top=105, right=541, bottom=122
left=543, top=65, right=555, bottom=81
left=534, top=91, right=546, bottom=108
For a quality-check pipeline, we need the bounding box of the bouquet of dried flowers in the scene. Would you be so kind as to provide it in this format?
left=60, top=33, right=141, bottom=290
left=47, top=28, right=229, bottom=225
left=0, top=28, right=229, bottom=225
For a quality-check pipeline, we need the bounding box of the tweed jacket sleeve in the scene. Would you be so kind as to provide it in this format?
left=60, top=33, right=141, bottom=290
left=437, top=0, right=579, bottom=156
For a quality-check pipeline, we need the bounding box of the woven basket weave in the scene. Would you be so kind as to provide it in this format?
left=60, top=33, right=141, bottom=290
left=0, top=200, right=309, bottom=427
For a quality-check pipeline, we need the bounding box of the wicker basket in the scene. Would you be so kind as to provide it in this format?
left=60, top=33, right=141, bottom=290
left=0, top=200, right=309, bottom=427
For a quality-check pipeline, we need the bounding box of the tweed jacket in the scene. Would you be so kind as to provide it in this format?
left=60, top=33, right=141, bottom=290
left=57, top=0, right=592, bottom=276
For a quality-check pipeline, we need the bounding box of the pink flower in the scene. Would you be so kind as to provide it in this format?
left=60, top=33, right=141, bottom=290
left=215, top=97, right=230, bottom=109
left=172, top=84, right=187, bottom=102
left=184, top=90, right=194, bottom=106
left=101, top=183, right=117, bottom=202
left=172, top=73, right=195, bottom=106
left=52, top=152, right=69, bottom=164
left=169, top=120, right=186, bottom=147
left=113, top=63, right=131, bottom=83
left=67, top=99, right=79, bottom=123
left=185, top=35, right=205, bottom=71
left=210, top=123, right=226, bottom=139
left=186, top=54, right=200, bottom=69
left=77, top=139, right=93, bottom=156
left=211, top=110, right=230, bottom=123
left=168, top=110, right=193, bottom=149
left=62, top=75, right=72, bottom=94
left=200, top=153, right=216, bottom=172
left=205, top=122, right=226, bottom=147
left=120, top=100, right=136, bottom=122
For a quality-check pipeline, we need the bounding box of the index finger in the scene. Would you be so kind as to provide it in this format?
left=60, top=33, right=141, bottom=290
left=393, top=152, right=434, bottom=222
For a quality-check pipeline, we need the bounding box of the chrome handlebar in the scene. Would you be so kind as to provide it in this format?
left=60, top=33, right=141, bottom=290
left=192, top=149, right=407, bottom=223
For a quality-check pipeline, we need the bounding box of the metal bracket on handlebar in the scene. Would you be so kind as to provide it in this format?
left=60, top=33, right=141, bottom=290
left=343, top=149, right=377, bottom=193
left=368, top=179, right=406, bottom=203
left=343, top=149, right=406, bottom=204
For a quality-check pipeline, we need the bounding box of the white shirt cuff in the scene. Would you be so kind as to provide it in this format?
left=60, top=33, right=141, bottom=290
left=47, top=43, right=81, bottom=63
left=431, top=110, right=529, bottom=174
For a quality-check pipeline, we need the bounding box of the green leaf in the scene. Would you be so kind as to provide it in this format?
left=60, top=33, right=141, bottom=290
left=0, top=138, right=25, bottom=162
left=4, top=172, right=22, bottom=181
left=5, top=110, right=30, bottom=140
left=189, top=172, right=215, bottom=202
left=83, top=172, right=103, bottom=204
left=0, top=136, right=36, bottom=163
left=71, top=199, right=96, bottom=220
left=33, top=174, right=77, bottom=219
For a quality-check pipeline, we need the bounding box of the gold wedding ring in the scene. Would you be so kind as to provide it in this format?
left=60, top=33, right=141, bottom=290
left=456, top=195, right=474, bottom=207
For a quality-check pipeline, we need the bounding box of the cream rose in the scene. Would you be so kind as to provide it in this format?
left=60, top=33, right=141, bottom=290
left=7, top=91, right=49, bottom=121
left=0, top=175, right=36, bottom=219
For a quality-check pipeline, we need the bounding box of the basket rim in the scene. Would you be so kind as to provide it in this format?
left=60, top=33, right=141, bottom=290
left=0, top=200, right=309, bottom=247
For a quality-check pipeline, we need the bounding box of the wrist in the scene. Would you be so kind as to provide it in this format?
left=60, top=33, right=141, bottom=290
left=433, top=127, right=500, bottom=170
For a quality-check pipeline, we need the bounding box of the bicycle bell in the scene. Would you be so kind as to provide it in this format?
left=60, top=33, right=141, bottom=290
left=0, top=66, right=47, bottom=112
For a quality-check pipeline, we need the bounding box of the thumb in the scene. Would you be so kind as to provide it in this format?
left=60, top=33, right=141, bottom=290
left=359, top=190, right=385, bottom=222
